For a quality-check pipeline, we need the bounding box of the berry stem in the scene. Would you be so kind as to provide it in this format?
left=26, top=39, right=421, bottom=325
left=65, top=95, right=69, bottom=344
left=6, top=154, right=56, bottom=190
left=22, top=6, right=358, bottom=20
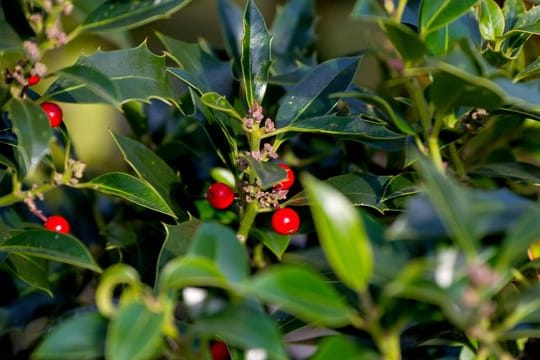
left=237, top=200, right=259, bottom=244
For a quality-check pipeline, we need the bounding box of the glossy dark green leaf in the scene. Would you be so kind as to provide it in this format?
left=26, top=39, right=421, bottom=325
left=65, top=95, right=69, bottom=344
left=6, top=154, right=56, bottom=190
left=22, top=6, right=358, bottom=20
left=156, top=220, right=202, bottom=276
left=286, top=174, right=390, bottom=213
left=312, top=335, right=378, bottom=360
left=157, top=33, right=234, bottom=95
left=497, top=205, right=540, bottom=269
left=275, top=56, right=361, bottom=128
left=430, top=62, right=505, bottom=115
left=478, top=0, right=505, bottom=40
left=271, top=0, right=315, bottom=73
left=241, top=0, right=272, bottom=106
left=46, top=44, right=175, bottom=107
left=243, top=156, right=287, bottom=190
left=246, top=265, right=354, bottom=326
left=157, top=256, right=228, bottom=292
left=0, top=230, right=101, bottom=273
left=217, top=0, right=243, bottom=69
left=192, top=303, right=287, bottom=360
left=380, top=172, right=420, bottom=202
left=33, top=311, right=107, bottom=360
left=78, top=172, right=176, bottom=218
left=80, top=0, right=192, bottom=32
left=424, top=13, right=479, bottom=56
left=188, top=222, right=249, bottom=284
left=515, top=56, right=540, bottom=81
left=110, top=131, right=186, bottom=219
left=251, top=228, right=290, bottom=260
left=502, top=0, right=526, bottom=31
left=106, top=300, right=164, bottom=360
left=7, top=254, right=51, bottom=296
left=53, top=64, right=120, bottom=107
left=281, top=115, right=404, bottom=140
left=470, top=162, right=540, bottom=184
left=301, top=174, right=373, bottom=292
left=378, top=20, right=426, bottom=62
left=420, top=0, right=479, bottom=36
left=6, top=98, right=53, bottom=177
left=200, top=92, right=242, bottom=120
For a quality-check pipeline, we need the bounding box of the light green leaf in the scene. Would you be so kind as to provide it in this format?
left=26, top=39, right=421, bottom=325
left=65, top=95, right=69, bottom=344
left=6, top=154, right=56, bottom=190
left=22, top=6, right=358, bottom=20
left=0, top=230, right=101, bottom=273
left=247, top=265, right=355, bottom=327
left=312, top=335, right=378, bottom=360
left=78, top=172, right=176, bottom=218
left=80, top=0, right=192, bottom=32
left=301, top=174, right=373, bottom=292
left=478, top=0, right=505, bottom=40
left=188, top=223, right=249, bottom=284
left=157, top=256, right=228, bottom=293
left=106, top=300, right=164, bottom=360
left=33, top=311, right=107, bottom=360
left=6, top=98, right=53, bottom=178
left=192, top=303, right=287, bottom=360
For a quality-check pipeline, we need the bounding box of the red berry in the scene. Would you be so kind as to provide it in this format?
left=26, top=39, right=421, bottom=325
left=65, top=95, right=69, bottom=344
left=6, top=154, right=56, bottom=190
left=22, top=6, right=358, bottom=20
left=40, top=102, right=63, bottom=127
left=274, top=164, right=295, bottom=190
left=210, top=341, right=229, bottom=360
left=44, top=215, right=70, bottom=234
left=28, top=74, right=40, bottom=86
left=207, top=182, right=234, bottom=210
left=271, top=208, right=300, bottom=235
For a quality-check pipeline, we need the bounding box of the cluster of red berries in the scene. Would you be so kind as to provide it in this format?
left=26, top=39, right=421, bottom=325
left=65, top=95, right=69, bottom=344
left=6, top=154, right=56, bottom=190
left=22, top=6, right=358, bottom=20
left=206, top=164, right=300, bottom=236
left=25, top=74, right=64, bottom=128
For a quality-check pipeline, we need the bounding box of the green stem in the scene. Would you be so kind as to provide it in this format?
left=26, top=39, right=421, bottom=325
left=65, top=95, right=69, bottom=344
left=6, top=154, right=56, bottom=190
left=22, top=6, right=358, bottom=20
left=377, top=332, right=401, bottom=360
left=237, top=200, right=259, bottom=244
left=0, top=182, right=56, bottom=207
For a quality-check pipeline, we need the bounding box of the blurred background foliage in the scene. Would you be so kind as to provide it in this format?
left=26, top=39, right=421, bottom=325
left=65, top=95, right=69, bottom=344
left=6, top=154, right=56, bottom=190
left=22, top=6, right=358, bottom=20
left=33, top=0, right=380, bottom=175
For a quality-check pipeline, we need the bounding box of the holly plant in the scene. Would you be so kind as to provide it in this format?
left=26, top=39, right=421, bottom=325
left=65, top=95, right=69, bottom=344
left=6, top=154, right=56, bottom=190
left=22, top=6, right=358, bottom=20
left=2, top=0, right=540, bottom=359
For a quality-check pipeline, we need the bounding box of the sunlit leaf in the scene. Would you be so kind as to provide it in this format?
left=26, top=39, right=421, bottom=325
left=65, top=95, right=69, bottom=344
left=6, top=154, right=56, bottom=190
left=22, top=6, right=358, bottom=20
left=80, top=0, right=192, bottom=32
left=0, top=230, right=101, bottom=273
left=241, top=0, right=272, bottom=106
left=301, top=174, right=373, bottom=292
left=77, top=172, right=176, bottom=218
left=106, top=300, right=164, bottom=360
left=276, top=56, right=361, bottom=128
left=246, top=265, right=355, bottom=326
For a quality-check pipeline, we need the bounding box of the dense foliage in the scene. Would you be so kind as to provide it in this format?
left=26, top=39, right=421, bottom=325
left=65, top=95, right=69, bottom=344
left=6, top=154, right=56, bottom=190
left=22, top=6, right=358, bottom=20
left=2, top=0, right=540, bottom=359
